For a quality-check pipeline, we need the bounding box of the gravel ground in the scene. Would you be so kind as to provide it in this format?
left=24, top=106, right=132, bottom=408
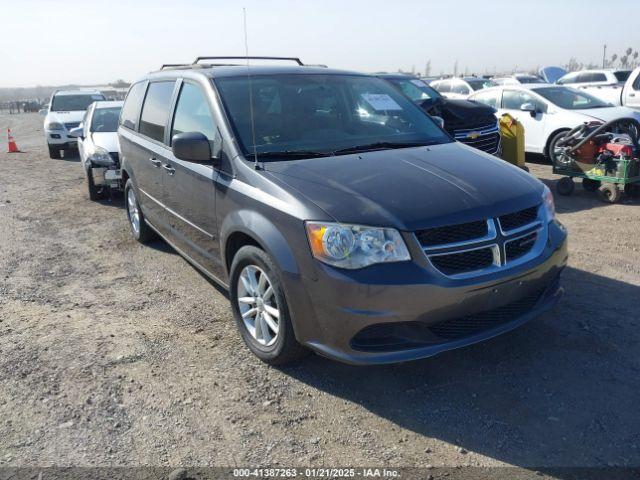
left=0, top=113, right=639, bottom=475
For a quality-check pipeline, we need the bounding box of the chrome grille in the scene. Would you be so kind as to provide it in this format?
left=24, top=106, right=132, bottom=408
left=454, top=122, right=501, bottom=155
left=416, top=220, right=488, bottom=248
left=499, top=206, right=539, bottom=232
left=419, top=204, right=545, bottom=279
left=64, top=122, right=80, bottom=130
left=430, top=246, right=497, bottom=276
left=505, top=231, right=538, bottom=262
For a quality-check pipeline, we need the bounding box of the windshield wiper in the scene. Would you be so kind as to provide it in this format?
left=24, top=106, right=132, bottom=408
left=332, top=141, right=437, bottom=155
left=254, top=150, right=331, bottom=160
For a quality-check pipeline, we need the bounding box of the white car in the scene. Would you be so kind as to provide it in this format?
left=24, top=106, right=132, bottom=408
left=556, top=69, right=632, bottom=105
left=43, top=89, right=105, bottom=159
left=69, top=101, right=123, bottom=200
left=468, top=84, right=640, bottom=162
left=430, top=77, right=497, bottom=99
left=492, top=74, right=546, bottom=85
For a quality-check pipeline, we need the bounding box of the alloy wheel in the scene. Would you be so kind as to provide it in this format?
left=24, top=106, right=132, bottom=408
left=236, top=265, right=280, bottom=347
left=127, top=188, right=140, bottom=235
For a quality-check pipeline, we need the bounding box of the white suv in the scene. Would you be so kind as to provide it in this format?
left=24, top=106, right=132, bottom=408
left=43, top=89, right=105, bottom=158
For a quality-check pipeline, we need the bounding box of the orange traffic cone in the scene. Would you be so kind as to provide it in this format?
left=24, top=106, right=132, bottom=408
left=7, top=128, right=21, bottom=153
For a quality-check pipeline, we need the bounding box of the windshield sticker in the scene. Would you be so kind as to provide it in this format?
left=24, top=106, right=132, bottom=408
left=361, top=93, right=402, bottom=111
left=410, top=79, right=427, bottom=87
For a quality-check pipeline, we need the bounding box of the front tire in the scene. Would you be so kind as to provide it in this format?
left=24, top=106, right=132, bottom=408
left=86, top=168, right=108, bottom=201
left=229, top=246, right=307, bottom=365
left=48, top=145, right=62, bottom=159
left=546, top=130, right=571, bottom=166
left=124, top=180, right=156, bottom=243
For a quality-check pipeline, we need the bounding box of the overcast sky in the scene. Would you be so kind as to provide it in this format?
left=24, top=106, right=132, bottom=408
left=1, top=0, right=637, bottom=88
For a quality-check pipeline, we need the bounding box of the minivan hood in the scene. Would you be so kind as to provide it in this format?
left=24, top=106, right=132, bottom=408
left=91, top=132, right=119, bottom=153
left=263, top=143, right=543, bottom=231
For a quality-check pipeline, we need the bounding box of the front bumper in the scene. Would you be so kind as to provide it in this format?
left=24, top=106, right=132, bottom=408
left=46, top=130, right=77, bottom=147
left=284, top=221, right=568, bottom=365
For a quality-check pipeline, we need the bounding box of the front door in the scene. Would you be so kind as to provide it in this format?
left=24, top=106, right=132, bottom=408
left=162, top=80, right=223, bottom=276
left=500, top=89, right=547, bottom=153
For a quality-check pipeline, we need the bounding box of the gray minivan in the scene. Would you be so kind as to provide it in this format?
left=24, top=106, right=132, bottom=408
left=118, top=57, right=568, bottom=365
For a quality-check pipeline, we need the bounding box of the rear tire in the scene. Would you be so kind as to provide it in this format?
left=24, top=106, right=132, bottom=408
left=598, top=183, right=621, bottom=203
left=48, top=145, right=62, bottom=159
left=556, top=177, right=575, bottom=196
left=582, top=178, right=600, bottom=192
left=124, top=179, right=156, bottom=243
left=229, top=245, right=308, bottom=365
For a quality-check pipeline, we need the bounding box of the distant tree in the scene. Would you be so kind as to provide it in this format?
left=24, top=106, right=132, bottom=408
left=565, top=57, right=581, bottom=72
left=611, top=54, right=618, bottom=67
left=621, top=55, right=629, bottom=68
left=110, top=79, right=130, bottom=88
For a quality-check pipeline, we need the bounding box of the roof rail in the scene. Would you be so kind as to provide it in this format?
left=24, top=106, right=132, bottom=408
left=193, top=56, right=303, bottom=66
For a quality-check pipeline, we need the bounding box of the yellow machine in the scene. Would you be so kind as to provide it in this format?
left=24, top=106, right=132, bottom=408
left=499, top=113, right=527, bottom=170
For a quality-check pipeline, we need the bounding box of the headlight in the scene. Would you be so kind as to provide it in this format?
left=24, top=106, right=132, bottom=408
left=88, top=147, right=114, bottom=166
left=305, top=222, right=410, bottom=269
left=542, top=185, right=555, bottom=221
left=46, top=122, right=64, bottom=131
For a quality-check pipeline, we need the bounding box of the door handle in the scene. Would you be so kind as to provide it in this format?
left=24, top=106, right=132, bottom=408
left=149, top=157, right=161, bottom=168
left=162, top=164, right=176, bottom=176
left=630, top=93, right=636, bottom=97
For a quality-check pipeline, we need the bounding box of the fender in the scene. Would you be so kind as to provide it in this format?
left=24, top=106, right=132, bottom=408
left=219, top=209, right=300, bottom=277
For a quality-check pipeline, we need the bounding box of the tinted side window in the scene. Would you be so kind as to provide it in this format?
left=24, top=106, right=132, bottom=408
left=472, top=89, right=500, bottom=108
left=139, top=81, right=175, bottom=143
left=452, top=82, right=470, bottom=95
left=576, top=73, right=592, bottom=83
left=120, top=82, right=147, bottom=130
left=502, top=90, right=538, bottom=110
left=557, top=73, right=577, bottom=85
left=171, top=83, right=217, bottom=151
left=435, top=81, right=451, bottom=93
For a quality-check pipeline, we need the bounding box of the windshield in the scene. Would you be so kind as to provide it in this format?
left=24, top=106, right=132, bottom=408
left=533, top=86, right=611, bottom=110
left=467, top=79, right=496, bottom=91
left=614, top=71, right=631, bottom=82
left=215, top=74, right=450, bottom=159
left=389, top=78, right=440, bottom=103
left=516, top=75, right=543, bottom=84
left=91, top=107, right=122, bottom=132
left=51, top=94, right=104, bottom=111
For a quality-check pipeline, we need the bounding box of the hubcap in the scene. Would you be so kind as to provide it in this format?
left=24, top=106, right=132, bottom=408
left=127, top=189, right=140, bottom=235
left=237, top=265, right=280, bottom=347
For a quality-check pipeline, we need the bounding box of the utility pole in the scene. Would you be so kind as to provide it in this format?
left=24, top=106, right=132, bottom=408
left=603, top=44, right=607, bottom=68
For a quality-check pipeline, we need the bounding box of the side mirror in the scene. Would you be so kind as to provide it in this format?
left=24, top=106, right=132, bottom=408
left=69, top=126, right=84, bottom=139
left=520, top=102, right=537, bottom=116
left=431, top=115, right=445, bottom=129
left=39, top=108, right=48, bottom=116
left=172, top=132, right=213, bottom=163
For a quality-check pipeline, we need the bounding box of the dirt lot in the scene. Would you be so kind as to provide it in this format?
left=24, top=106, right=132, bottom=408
left=1, top=113, right=639, bottom=474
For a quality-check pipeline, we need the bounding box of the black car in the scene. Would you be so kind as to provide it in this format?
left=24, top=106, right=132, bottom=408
left=118, top=57, right=567, bottom=365
left=379, top=74, right=502, bottom=155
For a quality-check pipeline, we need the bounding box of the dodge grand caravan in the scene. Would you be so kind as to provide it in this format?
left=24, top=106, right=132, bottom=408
left=118, top=57, right=568, bottom=365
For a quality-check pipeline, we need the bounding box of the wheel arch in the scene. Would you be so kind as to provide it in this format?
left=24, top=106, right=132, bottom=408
left=220, top=210, right=301, bottom=278
left=544, top=127, right=571, bottom=156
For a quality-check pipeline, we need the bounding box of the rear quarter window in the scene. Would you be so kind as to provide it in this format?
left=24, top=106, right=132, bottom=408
left=120, top=82, right=147, bottom=131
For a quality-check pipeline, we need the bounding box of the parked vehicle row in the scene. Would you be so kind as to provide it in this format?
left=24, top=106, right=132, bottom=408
left=468, top=83, right=640, bottom=162
left=110, top=57, right=568, bottom=365
left=557, top=67, right=640, bottom=108
left=43, top=89, right=106, bottom=158
left=378, top=74, right=502, bottom=155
